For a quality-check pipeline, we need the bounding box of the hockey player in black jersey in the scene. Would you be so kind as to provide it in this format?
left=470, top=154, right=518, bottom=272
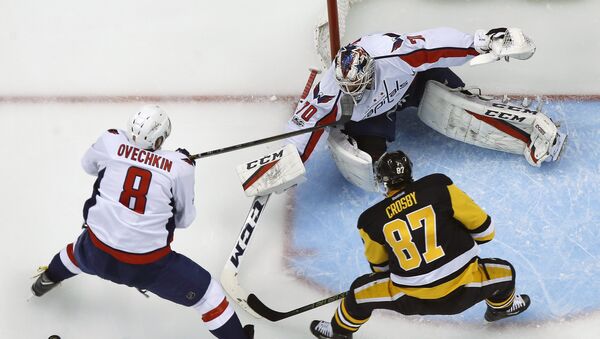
left=310, top=151, right=530, bottom=339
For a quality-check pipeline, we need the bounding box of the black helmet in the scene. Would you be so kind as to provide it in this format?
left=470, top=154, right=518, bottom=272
left=375, top=151, right=413, bottom=189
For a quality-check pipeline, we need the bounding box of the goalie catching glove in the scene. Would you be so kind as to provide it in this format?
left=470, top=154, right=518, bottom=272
left=236, top=144, right=306, bottom=197
left=471, top=27, right=536, bottom=66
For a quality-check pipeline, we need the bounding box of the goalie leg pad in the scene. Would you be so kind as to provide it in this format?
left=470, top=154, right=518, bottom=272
left=418, top=80, right=529, bottom=154
left=417, top=81, right=565, bottom=166
left=327, top=128, right=378, bottom=192
left=526, top=114, right=567, bottom=166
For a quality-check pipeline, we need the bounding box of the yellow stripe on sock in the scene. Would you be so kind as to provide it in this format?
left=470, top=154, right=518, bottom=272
left=334, top=311, right=359, bottom=332
left=340, top=299, right=369, bottom=325
left=487, top=290, right=515, bottom=309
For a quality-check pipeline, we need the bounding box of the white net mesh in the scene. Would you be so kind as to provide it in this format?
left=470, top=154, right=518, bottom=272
left=314, top=0, right=363, bottom=69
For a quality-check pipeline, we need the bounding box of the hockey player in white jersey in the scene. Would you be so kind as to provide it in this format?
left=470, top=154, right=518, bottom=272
left=286, top=27, right=566, bottom=191
left=31, top=105, right=254, bottom=339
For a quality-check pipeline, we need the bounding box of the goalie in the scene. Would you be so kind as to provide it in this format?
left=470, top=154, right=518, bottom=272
left=284, top=27, right=567, bottom=192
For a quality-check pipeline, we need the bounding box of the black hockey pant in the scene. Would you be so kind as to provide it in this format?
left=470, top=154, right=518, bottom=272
left=330, top=257, right=516, bottom=336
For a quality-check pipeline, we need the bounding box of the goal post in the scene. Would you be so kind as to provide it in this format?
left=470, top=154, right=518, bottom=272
left=326, top=0, right=341, bottom=62
left=315, top=0, right=363, bottom=68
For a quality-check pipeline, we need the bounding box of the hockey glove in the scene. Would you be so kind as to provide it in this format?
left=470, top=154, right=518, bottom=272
left=474, top=28, right=508, bottom=54
left=471, top=28, right=535, bottom=66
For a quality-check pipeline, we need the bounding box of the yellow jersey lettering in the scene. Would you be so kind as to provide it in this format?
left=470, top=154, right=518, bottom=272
left=386, top=192, right=418, bottom=219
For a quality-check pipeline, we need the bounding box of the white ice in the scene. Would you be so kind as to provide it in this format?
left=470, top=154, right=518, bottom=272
left=1, top=1, right=600, bottom=338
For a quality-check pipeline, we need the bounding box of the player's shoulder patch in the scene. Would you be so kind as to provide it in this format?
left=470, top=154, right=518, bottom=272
left=418, top=173, right=453, bottom=187
left=175, top=148, right=196, bottom=167
left=382, top=33, right=404, bottom=53
left=181, top=158, right=195, bottom=166
left=107, top=129, right=119, bottom=135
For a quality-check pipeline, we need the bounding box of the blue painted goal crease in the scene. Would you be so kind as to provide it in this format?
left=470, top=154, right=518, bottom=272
left=284, top=99, right=600, bottom=323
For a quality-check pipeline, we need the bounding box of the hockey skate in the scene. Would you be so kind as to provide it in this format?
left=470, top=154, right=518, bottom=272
left=31, top=266, right=59, bottom=297
left=310, top=320, right=352, bottom=339
left=484, top=294, right=531, bottom=322
left=549, top=131, right=567, bottom=162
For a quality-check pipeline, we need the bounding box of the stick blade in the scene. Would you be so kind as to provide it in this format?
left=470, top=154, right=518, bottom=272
left=247, top=293, right=287, bottom=322
left=220, top=267, right=263, bottom=319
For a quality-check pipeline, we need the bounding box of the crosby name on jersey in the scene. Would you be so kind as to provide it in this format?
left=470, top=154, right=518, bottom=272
left=358, top=173, right=494, bottom=295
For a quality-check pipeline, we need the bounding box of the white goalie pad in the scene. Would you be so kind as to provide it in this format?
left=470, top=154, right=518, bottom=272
left=417, top=81, right=566, bottom=166
left=327, top=127, right=378, bottom=192
left=527, top=114, right=567, bottom=166
left=236, top=144, right=306, bottom=197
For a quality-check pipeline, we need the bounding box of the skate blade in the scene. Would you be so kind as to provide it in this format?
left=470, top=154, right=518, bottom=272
left=550, top=132, right=567, bottom=161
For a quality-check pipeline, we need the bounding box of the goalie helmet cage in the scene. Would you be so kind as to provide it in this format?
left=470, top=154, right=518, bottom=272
left=315, top=0, right=363, bottom=68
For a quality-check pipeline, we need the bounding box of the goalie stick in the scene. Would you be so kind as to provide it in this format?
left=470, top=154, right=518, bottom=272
left=247, top=291, right=348, bottom=322
left=220, top=194, right=270, bottom=318
left=220, top=75, right=356, bottom=319
left=220, top=68, right=325, bottom=318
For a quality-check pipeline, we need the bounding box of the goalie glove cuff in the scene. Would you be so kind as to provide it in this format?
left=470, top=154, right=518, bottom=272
left=474, top=29, right=492, bottom=54
left=473, top=28, right=508, bottom=54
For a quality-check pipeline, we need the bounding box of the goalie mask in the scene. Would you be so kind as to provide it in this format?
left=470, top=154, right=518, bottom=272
left=375, top=151, right=413, bottom=190
left=127, top=104, right=172, bottom=151
left=334, top=44, right=374, bottom=102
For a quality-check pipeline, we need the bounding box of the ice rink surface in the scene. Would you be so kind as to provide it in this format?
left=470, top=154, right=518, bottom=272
left=290, top=101, right=600, bottom=323
left=2, top=1, right=600, bottom=338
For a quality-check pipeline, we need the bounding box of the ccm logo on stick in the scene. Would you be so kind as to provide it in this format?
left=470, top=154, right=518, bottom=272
left=246, top=150, right=284, bottom=170
left=229, top=199, right=265, bottom=268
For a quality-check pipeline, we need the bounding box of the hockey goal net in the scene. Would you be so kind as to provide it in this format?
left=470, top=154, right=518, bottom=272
left=315, top=0, right=363, bottom=68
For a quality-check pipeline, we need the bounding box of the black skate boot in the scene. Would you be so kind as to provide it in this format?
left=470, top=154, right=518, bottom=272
left=31, top=267, right=59, bottom=297
left=243, top=324, right=254, bottom=339
left=310, top=320, right=352, bottom=339
left=485, top=294, right=531, bottom=322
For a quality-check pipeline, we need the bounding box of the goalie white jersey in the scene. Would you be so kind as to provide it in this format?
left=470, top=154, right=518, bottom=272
left=81, top=129, right=196, bottom=262
left=286, top=27, right=479, bottom=162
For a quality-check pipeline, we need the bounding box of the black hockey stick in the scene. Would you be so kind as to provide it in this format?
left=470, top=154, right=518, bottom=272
left=246, top=291, right=348, bottom=321
left=190, top=94, right=354, bottom=160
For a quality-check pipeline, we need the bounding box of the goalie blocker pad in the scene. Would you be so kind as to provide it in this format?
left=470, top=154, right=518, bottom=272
left=236, top=144, right=306, bottom=197
left=417, top=81, right=566, bottom=166
left=327, top=127, right=378, bottom=192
